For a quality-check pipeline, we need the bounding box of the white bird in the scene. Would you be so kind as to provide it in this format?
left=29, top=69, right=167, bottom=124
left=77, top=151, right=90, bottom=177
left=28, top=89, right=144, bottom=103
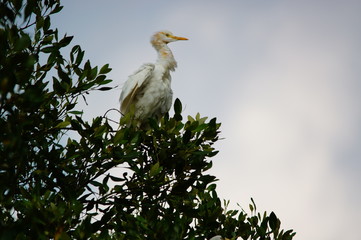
left=119, top=30, right=188, bottom=124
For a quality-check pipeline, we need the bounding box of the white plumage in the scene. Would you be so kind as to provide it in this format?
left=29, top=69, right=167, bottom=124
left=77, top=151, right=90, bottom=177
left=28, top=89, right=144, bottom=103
left=119, top=30, right=188, bottom=122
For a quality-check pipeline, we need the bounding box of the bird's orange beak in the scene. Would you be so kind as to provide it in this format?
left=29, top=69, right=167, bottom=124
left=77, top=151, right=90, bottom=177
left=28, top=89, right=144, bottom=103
left=171, top=35, right=188, bottom=41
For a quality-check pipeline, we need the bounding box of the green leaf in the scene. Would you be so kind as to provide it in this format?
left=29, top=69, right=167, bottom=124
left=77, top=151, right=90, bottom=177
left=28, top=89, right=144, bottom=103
left=58, top=35, right=73, bottom=48
left=55, top=120, right=70, bottom=128
left=198, top=116, right=208, bottom=124
left=250, top=197, right=257, bottom=212
left=109, top=175, right=124, bottom=182
left=269, top=211, right=278, bottom=231
left=50, top=4, right=63, bottom=14
left=47, top=51, right=58, bottom=65
left=174, top=98, right=182, bottom=114
left=68, top=110, right=83, bottom=115
left=249, top=204, right=254, bottom=212
left=36, top=16, right=44, bottom=30
left=57, top=67, right=71, bottom=84
left=174, top=99, right=183, bottom=121
left=24, top=1, right=36, bottom=19
left=76, top=48, right=85, bottom=65
left=95, top=75, right=106, bottom=83
left=53, top=77, right=66, bottom=94
left=113, top=131, right=124, bottom=144
left=183, top=130, right=192, bottom=144
left=283, top=230, right=296, bottom=240
left=97, top=87, right=113, bottom=91
left=43, top=16, right=51, bottom=32
left=12, top=0, right=23, bottom=11
left=94, top=125, right=107, bottom=137
left=99, top=64, right=112, bottom=74
left=41, top=46, right=55, bottom=53
left=187, top=115, right=195, bottom=122
left=195, top=112, right=200, bottom=120
left=15, top=34, right=31, bottom=51
left=90, top=180, right=102, bottom=188
left=89, top=66, right=98, bottom=80
left=42, top=34, right=54, bottom=44
left=150, top=162, right=162, bottom=177
left=130, top=132, right=140, bottom=144
left=99, top=79, right=113, bottom=85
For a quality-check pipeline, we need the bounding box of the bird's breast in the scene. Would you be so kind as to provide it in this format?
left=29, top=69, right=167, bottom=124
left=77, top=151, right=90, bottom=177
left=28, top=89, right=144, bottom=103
left=153, top=64, right=172, bottom=85
left=134, top=72, right=173, bottom=120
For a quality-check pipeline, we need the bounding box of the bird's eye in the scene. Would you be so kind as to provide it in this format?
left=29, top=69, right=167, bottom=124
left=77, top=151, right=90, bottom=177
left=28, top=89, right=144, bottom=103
left=165, top=33, right=170, bottom=37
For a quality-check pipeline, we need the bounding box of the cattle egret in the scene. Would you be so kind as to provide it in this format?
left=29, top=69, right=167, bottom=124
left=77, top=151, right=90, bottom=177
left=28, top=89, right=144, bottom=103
left=119, top=30, right=188, bottom=124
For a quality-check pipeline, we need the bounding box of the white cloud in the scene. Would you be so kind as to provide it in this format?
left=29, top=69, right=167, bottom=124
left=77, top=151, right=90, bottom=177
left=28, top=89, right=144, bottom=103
left=198, top=1, right=361, bottom=239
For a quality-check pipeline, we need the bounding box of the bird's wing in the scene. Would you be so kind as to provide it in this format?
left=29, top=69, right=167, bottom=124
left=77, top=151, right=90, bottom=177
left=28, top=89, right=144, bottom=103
left=119, top=63, right=155, bottom=114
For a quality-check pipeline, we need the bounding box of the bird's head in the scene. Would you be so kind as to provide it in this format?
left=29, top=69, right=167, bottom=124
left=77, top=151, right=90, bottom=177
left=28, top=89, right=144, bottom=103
left=151, top=30, right=188, bottom=47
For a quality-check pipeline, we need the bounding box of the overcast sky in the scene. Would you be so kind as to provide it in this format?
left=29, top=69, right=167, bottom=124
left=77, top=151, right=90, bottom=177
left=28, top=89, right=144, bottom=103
left=54, top=1, right=361, bottom=239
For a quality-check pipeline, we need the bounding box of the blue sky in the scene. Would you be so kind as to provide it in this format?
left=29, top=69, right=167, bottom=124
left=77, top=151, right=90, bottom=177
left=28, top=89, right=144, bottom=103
left=54, top=1, right=361, bottom=239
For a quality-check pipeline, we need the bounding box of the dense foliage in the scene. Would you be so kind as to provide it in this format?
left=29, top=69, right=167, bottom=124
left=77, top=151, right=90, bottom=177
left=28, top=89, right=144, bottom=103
left=0, top=1, right=296, bottom=239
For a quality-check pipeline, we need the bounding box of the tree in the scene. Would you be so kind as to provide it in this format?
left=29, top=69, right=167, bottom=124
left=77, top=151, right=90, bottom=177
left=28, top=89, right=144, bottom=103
left=0, top=1, right=296, bottom=239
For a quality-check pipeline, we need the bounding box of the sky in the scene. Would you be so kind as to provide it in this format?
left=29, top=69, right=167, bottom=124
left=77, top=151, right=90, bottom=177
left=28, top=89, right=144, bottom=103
left=53, top=1, right=361, bottom=239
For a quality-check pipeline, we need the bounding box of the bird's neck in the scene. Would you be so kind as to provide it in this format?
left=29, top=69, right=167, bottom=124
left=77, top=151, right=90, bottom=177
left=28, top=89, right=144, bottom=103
left=154, top=44, right=177, bottom=71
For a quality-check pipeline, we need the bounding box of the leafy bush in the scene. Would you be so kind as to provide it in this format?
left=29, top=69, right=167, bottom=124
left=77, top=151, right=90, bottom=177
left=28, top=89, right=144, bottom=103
left=0, top=1, right=295, bottom=239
